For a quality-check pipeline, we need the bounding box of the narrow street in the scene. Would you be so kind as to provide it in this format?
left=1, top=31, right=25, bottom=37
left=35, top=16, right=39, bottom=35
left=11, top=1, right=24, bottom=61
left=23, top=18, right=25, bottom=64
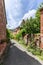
left=3, top=40, right=42, bottom=65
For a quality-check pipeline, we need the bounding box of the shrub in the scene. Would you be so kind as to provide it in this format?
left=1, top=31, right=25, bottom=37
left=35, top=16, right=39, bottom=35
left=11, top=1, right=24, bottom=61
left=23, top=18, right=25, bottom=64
left=20, top=29, right=26, bottom=37
left=19, top=39, right=26, bottom=48
left=32, top=50, right=40, bottom=55
left=15, top=33, right=22, bottom=40
left=19, top=39, right=25, bottom=44
left=10, top=33, right=15, bottom=39
left=27, top=45, right=41, bottom=55
left=6, top=29, right=10, bottom=40
left=15, top=29, right=26, bottom=40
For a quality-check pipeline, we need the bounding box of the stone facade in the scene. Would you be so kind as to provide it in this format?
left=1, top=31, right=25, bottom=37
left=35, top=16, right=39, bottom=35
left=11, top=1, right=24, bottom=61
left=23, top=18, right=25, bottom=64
left=40, top=8, right=43, bottom=49
left=0, top=0, right=6, bottom=41
left=0, top=0, right=7, bottom=64
left=13, top=27, right=20, bottom=35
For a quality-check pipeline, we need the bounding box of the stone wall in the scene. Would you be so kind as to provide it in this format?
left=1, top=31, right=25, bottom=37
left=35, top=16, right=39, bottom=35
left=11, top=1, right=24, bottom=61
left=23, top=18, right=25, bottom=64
left=40, top=8, right=43, bottom=49
left=0, top=0, right=7, bottom=64
left=0, top=0, right=6, bottom=41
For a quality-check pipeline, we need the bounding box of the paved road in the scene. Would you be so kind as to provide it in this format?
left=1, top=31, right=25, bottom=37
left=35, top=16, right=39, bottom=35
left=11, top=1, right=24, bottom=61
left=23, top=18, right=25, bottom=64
left=3, top=42, right=42, bottom=65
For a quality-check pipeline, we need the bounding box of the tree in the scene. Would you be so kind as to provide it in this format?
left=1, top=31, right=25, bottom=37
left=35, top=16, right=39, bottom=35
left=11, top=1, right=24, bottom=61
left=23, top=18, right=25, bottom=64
left=20, top=19, right=25, bottom=29
left=20, top=7, right=40, bottom=45
left=38, top=3, right=43, bottom=10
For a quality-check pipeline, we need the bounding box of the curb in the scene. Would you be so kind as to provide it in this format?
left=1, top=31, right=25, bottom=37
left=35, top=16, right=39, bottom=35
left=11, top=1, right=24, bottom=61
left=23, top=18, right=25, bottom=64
left=25, top=50, right=43, bottom=65
left=11, top=39, right=43, bottom=65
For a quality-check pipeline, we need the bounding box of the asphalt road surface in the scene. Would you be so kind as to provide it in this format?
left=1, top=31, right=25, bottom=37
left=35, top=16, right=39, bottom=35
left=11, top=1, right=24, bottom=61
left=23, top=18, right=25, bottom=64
left=3, top=42, right=42, bottom=65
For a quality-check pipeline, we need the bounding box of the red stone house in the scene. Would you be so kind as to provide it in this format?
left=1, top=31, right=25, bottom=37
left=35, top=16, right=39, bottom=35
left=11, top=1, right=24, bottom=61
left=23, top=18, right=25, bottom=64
left=0, top=0, right=6, bottom=41
left=0, top=0, right=7, bottom=63
left=40, top=7, right=43, bottom=48
left=13, top=27, right=20, bottom=35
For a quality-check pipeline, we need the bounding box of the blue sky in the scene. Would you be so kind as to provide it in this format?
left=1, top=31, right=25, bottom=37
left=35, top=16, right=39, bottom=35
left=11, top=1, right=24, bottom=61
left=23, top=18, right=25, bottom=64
left=5, top=0, right=43, bottom=29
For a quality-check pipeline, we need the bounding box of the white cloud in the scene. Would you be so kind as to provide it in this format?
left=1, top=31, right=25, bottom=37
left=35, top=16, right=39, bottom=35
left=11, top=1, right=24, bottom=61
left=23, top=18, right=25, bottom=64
left=5, top=0, right=22, bottom=29
left=6, top=13, right=19, bottom=29
left=4, top=0, right=36, bottom=29
left=23, top=9, right=36, bottom=20
left=5, top=0, right=22, bottom=17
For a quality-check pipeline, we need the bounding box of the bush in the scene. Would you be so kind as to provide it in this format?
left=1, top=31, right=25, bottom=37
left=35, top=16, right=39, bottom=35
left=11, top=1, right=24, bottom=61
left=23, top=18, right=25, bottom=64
left=6, top=29, right=15, bottom=40
left=19, top=39, right=25, bottom=44
left=15, top=29, right=26, bottom=40
left=10, top=33, right=15, bottom=39
left=19, top=39, right=26, bottom=48
left=27, top=46, right=41, bottom=55
left=38, top=56, right=43, bottom=60
left=27, top=46, right=35, bottom=52
left=15, top=33, right=22, bottom=40
left=6, top=29, right=10, bottom=40
left=20, top=29, right=26, bottom=37
left=32, top=50, right=40, bottom=55
left=29, top=40, right=36, bottom=49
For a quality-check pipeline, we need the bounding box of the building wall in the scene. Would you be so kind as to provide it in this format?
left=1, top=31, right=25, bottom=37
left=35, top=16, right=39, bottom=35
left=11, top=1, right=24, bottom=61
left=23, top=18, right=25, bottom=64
left=40, top=9, right=43, bottom=48
left=0, top=0, right=6, bottom=40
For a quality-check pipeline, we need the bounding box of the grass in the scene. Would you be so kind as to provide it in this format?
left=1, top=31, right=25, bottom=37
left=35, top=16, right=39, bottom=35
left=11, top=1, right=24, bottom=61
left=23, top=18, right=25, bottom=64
left=19, top=39, right=27, bottom=48
left=27, top=46, right=43, bottom=60
left=18, top=39, right=43, bottom=60
left=37, top=55, right=43, bottom=60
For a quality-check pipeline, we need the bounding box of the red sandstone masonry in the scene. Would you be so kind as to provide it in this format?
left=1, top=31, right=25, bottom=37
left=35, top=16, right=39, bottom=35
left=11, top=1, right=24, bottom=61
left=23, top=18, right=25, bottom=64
left=0, top=43, right=7, bottom=55
left=0, top=0, right=6, bottom=40
left=40, top=8, right=43, bottom=48
left=0, top=0, right=7, bottom=63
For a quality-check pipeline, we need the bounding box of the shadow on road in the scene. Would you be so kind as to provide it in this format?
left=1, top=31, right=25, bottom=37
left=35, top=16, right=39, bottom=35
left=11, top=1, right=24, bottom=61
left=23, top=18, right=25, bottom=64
left=3, top=43, right=42, bottom=65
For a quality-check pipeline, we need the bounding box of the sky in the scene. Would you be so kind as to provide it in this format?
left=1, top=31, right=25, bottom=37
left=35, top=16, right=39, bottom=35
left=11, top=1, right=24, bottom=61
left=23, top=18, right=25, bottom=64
left=4, top=0, right=43, bottom=29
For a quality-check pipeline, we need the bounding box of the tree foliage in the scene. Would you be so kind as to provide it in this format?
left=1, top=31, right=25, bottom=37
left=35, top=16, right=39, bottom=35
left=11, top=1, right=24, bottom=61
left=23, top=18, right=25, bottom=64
left=21, top=11, right=40, bottom=34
